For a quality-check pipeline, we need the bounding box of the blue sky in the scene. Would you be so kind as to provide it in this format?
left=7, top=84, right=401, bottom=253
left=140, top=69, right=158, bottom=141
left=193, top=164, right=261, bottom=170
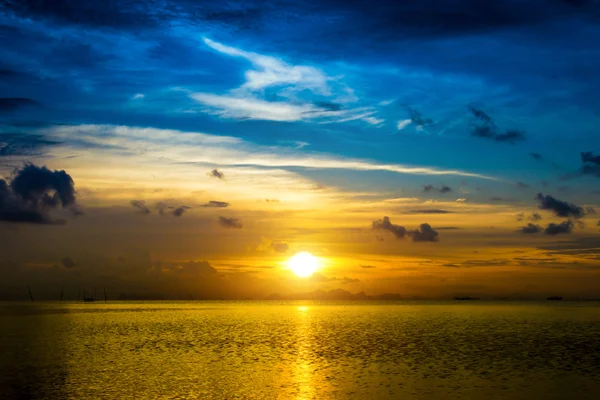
left=1, top=1, right=600, bottom=298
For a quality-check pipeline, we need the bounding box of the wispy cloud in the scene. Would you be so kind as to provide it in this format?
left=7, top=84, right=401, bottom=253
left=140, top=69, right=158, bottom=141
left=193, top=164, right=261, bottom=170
left=192, top=38, right=377, bottom=125
left=43, top=125, right=499, bottom=180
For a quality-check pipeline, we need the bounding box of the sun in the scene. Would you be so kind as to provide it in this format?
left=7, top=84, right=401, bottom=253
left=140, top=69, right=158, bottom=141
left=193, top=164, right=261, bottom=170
left=287, top=252, right=319, bottom=278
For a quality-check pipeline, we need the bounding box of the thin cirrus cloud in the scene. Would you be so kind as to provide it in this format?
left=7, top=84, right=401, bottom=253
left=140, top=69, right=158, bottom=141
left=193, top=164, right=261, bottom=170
left=41, top=125, right=499, bottom=180
left=190, top=38, right=382, bottom=125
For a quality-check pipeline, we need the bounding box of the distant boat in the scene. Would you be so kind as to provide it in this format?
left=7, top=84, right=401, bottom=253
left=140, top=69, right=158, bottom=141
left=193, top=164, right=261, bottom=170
left=547, top=296, right=563, bottom=301
left=453, top=296, right=480, bottom=300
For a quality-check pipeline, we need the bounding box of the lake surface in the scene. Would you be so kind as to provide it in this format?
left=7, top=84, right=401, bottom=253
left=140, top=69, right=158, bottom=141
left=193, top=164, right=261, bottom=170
left=1, top=301, right=599, bottom=399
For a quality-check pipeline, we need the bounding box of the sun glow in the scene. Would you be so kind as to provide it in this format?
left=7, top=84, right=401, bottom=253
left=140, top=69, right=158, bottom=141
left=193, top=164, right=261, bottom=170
left=288, top=252, right=319, bottom=277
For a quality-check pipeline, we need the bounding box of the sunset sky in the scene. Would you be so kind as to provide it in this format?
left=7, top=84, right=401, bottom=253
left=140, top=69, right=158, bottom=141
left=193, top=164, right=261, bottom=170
left=1, top=0, right=600, bottom=299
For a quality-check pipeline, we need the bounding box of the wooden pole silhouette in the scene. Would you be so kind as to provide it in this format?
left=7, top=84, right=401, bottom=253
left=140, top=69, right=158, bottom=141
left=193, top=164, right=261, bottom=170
left=27, top=285, right=34, bottom=302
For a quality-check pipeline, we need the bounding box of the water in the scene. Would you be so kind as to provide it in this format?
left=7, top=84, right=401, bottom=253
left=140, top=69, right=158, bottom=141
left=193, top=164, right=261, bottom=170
left=1, top=301, right=599, bottom=399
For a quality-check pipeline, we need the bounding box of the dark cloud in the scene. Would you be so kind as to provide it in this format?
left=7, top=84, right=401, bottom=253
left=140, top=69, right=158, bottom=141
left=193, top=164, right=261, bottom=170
left=535, top=193, right=585, bottom=218
left=0, top=98, right=41, bottom=113
left=372, top=216, right=406, bottom=239
left=422, top=185, right=453, bottom=193
left=156, top=202, right=190, bottom=217
left=61, top=256, right=77, bottom=269
left=520, top=223, right=542, bottom=234
left=0, top=163, right=77, bottom=224
left=0, top=0, right=168, bottom=29
left=530, top=212, right=543, bottom=221
left=0, top=133, right=59, bottom=156
left=557, top=186, right=569, bottom=192
left=442, top=258, right=511, bottom=268
left=545, top=220, right=574, bottom=235
left=586, top=207, right=597, bottom=214
left=406, top=209, right=454, bottom=214
left=517, top=212, right=543, bottom=222
left=360, top=265, right=376, bottom=269
left=435, top=226, right=460, bottom=230
left=468, top=106, right=525, bottom=143
left=516, top=181, right=530, bottom=189
left=403, top=105, right=433, bottom=127
left=530, top=152, right=544, bottom=161
left=218, top=216, right=242, bottom=229
left=314, top=101, right=342, bottom=111
left=516, top=212, right=524, bottom=222
left=201, top=200, right=230, bottom=208
left=373, top=217, right=440, bottom=242
left=490, top=196, right=512, bottom=202
left=579, top=152, right=600, bottom=178
left=408, top=223, right=439, bottom=242
left=172, top=206, right=190, bottom=217
left=209, top=169, right=224, bottom=180
left=130, top=200, right=151, bottom=215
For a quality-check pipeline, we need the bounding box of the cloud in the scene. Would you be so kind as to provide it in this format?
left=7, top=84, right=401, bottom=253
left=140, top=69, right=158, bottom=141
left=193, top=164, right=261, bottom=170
left=530, top=212, right=542, bottom=221
left=191, top=93, right=316, bottom=122
left=579, top=152, right=600, bottom=177
left=530, top=152, right=544, bottom=161
left=360, top=265, right=376, bottom=269
left=442, top=259, right=511, bottom=268
left=403, top=105, right=433, bottom=128
left=0, top=133, right=59, bottom=156
left=373, top=217, right=439, bottom=242
left=406, top=209, right=454, bottom=214
left=195, top=38, right=373, bottom=125
left=468, top=106, right=525, bottom=143
left=132, top=93, right=145, bottom=100
left=423, top=185, right=453, bottom=193
left=172, top=206, right=190, bottom=217
left=396, top=119, right=412, bottom=130
left=130, top=200, right=151, bottom=214
left=545, top=220, right=574, bottom=235
left=272, top=242, right=289, bottom=253
left=535, top=193, right=585, bottom=218
left=256, top=238, right=289, bottom=253
left=209, top=169, right=225, bottom=180
left=0, top=97, right=41, bottom=112
left=203, top=37, right=330, bottom=94
left=42, top=125, right=498, bottom=180
left=520, top=223, right=542, bottom=234
left=435, top=226, right=460, bottom=230
left=372, top=216, right=407, bottom=239
left=156, top=202, right=190, bottom=217
left=408, top=223, right=439, bottom=242
left=516, top=181, right=530, bottom=189
left=202, top=201, right=230, bottom=208
left=310, top=273, right=360, bottom=284
left=218, top=216, right=242, bottom=229
left=61, top=256, right=77, bottom=269
left=0, top=163, right=77, bottom=224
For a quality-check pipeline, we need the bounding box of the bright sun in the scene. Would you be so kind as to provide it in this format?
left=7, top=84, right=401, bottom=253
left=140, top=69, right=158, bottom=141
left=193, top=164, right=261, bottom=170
left=288, top=252, right=319, bottom=278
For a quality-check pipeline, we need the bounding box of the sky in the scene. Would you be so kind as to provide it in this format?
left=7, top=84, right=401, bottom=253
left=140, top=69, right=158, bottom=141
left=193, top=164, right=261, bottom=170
left=1, top=0, right=600, bottom=300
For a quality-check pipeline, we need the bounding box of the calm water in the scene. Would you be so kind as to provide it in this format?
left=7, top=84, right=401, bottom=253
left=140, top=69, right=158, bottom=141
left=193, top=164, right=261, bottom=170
left=1, top=301, right=599, bottom=399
